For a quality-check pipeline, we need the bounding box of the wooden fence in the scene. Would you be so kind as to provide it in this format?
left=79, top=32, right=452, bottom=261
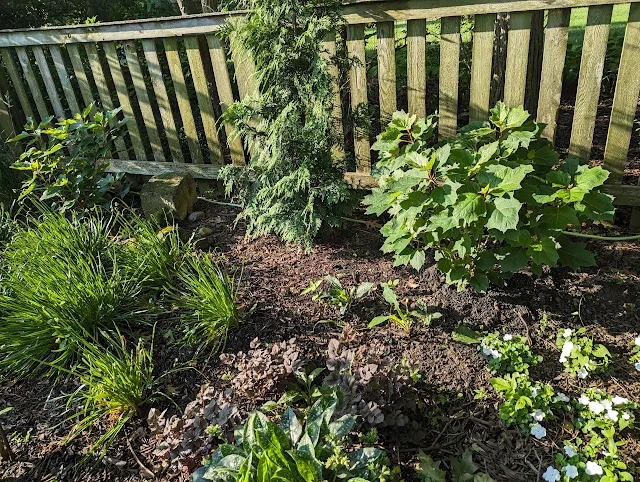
left=0, top=0, right=639, bottom=213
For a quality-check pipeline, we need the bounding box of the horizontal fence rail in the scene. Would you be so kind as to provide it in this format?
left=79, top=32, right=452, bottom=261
left=0, top=0, right=639, bottom=223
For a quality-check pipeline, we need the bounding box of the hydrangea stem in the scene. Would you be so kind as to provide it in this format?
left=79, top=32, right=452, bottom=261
left=561, top=231, right=640, bottom=241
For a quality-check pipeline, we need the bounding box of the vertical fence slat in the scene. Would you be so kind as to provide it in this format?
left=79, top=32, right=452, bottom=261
left=537, top=8, right=571, bottom=143
left=569, top=5, right=613, bottom=160
left=163, top=37, right=203, bottom=164
left=123, top=41, right=164, bottom=162
left=439, top=16, right=461, bottom=140
left=229, top=33, right=258, bottom=102
left=321, top=32, right=346, bottom=157
left=103, top=42, right=146, bottom=161
left=49, top=45, right=80, bottom=116
left=32, top=46, right=65, bottom=120
left=346, top=23, right=371, bottom=173
left=66, top=43, right=94, bottom=108
left=469, top=14, right=495, bottom=122
left=141, top=39, right=184, bottom=163
left=504, top=11, right=532, bottom=107
left=377, top=21, right=397, bottom=127
left=407, top=19, right=426, bottom=118
left=603, top=3, right=640, bottom=186
left=184, top=36, right=222, bottom=164
left=15, top=47, right=48, bottom=121
left=0, top=48, right=34, bottom=120
left=206, top=34, right=244, bottom=166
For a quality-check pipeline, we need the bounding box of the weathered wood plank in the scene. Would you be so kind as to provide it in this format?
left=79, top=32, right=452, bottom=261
left=141, top=39, right=183, bottom=163
left=376, top=21, right=397, bottom=126
left=340, top=0, right=635, bottom=24
left=163, top=37, right=203, bottom=164
left=0, top=48, right=34, bottom=120
left=15, top=47, right=48, bottom=121
left=206, top=34, right=245, bottom=166
left=106, top=159, right=220, bottom=178
left=184, top=35, right=222, bottom=164
left=537, top=8, right=570, bottom=142
left=439, top=16, right=460, bottom=140
left=48, top=45, right=80, bottom=116
left=123, top=41, right=164, bottom=162
left=103, top=42, right=146, bottom=161
left=321, top=32, right=346, bottom=156
left=469, top=13, right=495, bottom=122
left=569, top=5, right=613, bottom=160
left=84, top=43, right=114, bottom=110
left=504, top=11, right=532, bottom=107
left=32, top=46, right=65, bottom=120
left=66, top=43, right=94, bottom=108
left=603, top=3, right=640, bottom=185
left=346, top=23, right=371, bottom=173
left=406, top=18, right=426, bottom=118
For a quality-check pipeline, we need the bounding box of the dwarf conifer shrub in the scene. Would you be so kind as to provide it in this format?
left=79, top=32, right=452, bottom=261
left=220, top=0, right=354, bottom=251
left=364, top=104, right=615, bottom=291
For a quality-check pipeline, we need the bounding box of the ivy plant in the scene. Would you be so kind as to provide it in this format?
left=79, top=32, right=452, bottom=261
left=363, top=104, right=615, bottom=291
left=9, top=105, right=129, bottom=212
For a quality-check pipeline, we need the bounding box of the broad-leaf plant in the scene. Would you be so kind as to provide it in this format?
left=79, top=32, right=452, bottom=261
left=364, top=103, right=615, bottom=291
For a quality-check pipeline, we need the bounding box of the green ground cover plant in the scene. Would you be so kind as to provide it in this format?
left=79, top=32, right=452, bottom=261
left=369, top=280, right=440, bottom=331
left=364, top=104, right=615, bottom=292
left=556, top=328, right=611, bottom=379
left=479, top=332, right=542, bottom=374
left=302, top=275, right=375, bottom=315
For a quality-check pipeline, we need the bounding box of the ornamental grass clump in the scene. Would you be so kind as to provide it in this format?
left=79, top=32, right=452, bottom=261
left=364, top=104, right=616, bottom=291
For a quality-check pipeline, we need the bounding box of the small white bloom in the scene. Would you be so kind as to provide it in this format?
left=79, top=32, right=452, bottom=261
left=578, top=395, right=590, bottom=405
left=530, top=423, right=547, bottom=439
left=531, top=409, right=546, bottom=421
left=635, top=362, right=640, bottom=371
left=531, top=387, right=539, bottom=398
left=503, top=334, right=513, bottom=341
left=602, top=399, right=613, bottom=410
left=588, top=401, right=605, bottom=414
left=491, top=349, right=502, bottom=359
left=612, top=396, right=629, bottom=405
left=634, top=335, right=640, bottom=345
left=605, top=409, right=619, bottom=422
left=585, top=461, right=603, bottom=476
left=563, top=464, right=579, bottom=479
left=561, top=341, right=574, bottom=358
left=556, top=392, right=570, bottom=403
left=559, top=356, right=567, bottom=363
left=542, top=466, right=561, bottom=482
left=577, top=367, right=589, bottom=379
left=564, top=444, right=577, bottom=458
left=482, top=346, right=492, bottom=356
left=602, top=451, right=610, bottom=457
left=622, top=412, right=631, bottom=420
left=563, top=328, right=573, bottom=338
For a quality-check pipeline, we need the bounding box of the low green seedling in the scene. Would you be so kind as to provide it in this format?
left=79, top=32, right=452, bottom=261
left=302, top=275, right=375, bottom=315
left=369, top=281, right=441, bottom=332
left=556, top=328, right=611, bottom=379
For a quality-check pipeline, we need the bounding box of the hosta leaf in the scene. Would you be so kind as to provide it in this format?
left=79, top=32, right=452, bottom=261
left=557, top=241, right=596, bottom=270
left=542, top=205, right=579, bottom=229
left=486, top=196, right=522, bottom=232
left=452, top=193, right=486, bottom=226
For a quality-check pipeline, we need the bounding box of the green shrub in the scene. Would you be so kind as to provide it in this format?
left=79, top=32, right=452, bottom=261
left=220, top=0, right=354, bottom=251
left=8, top=106, right=129, bottom=212
left=364, top=104, right=615, bottom=291
left=192, top=392, right=398, bottom=482
left=174, top=253, right=240, bottom=350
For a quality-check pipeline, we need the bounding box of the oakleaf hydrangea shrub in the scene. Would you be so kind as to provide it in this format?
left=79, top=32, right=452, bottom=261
left=363, top=103, right=615, bottom=291
left=478, top=332, right=542, bottom=374
left=192, top=392, right=399, bottom=482
left=556, top=328, right=611, bottom=379
left=489, top=372, right=569, bottom=437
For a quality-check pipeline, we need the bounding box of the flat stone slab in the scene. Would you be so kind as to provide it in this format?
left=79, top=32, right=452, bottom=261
left=141, top=172, right=197, bottom=222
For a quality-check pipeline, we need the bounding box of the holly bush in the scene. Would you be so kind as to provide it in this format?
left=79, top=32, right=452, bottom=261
left=363, top=103, right=615, bottom=291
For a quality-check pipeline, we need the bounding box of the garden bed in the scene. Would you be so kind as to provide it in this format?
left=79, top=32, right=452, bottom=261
left=0, top=198, right=638, bottom=482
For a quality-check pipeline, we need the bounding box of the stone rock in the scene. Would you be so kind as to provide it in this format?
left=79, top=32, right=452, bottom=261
left=197, top=227, right=214, bottom=237
left=188, top=211, right=205, bottom=223
left=141, top=172, right=197, bottom=222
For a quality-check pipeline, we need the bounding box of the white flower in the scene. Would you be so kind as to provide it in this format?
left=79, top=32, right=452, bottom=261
left=622, top=412, right=631, bottom=420
left=588, top=401, right=605, bottom=414
left=602, top=451, right=610, bottom=457
left=559, top=356, right=567, bottom=363
left=530, top=423, right=547, bottom=439
left=605, top=409, right=619, bottom=422
left=556, top=392, right=570, bottom=403
left=503, top=334, right=513, bottom=341
left=585, top=461, right=603, bottom=476
left=577, top=367, right=588, bottom=379
left=482, top=345, right=492, bottom=356
left=578, top=395, right=590, bottom=405
left=561, top=341, right=574, bottom=358
left=634, top=335, right=640, bottom=345
left=491, top=349, right=502, bottom=359
left=531, top=409, right=546, bottom=421
left=563, top=464, right=579, bottom=479
left=564, top=444, right=577, bottom=458
left=542, top=466, right=561, bottom=482
left=563, top=328, right=573, bottom=338
left=612, top=396, right=629, bottom=405
left=531, top=387, right=539, bottom=398
left=635, top=362, right=640, bottom=371
left=601, top=399, right=612, bottom=410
